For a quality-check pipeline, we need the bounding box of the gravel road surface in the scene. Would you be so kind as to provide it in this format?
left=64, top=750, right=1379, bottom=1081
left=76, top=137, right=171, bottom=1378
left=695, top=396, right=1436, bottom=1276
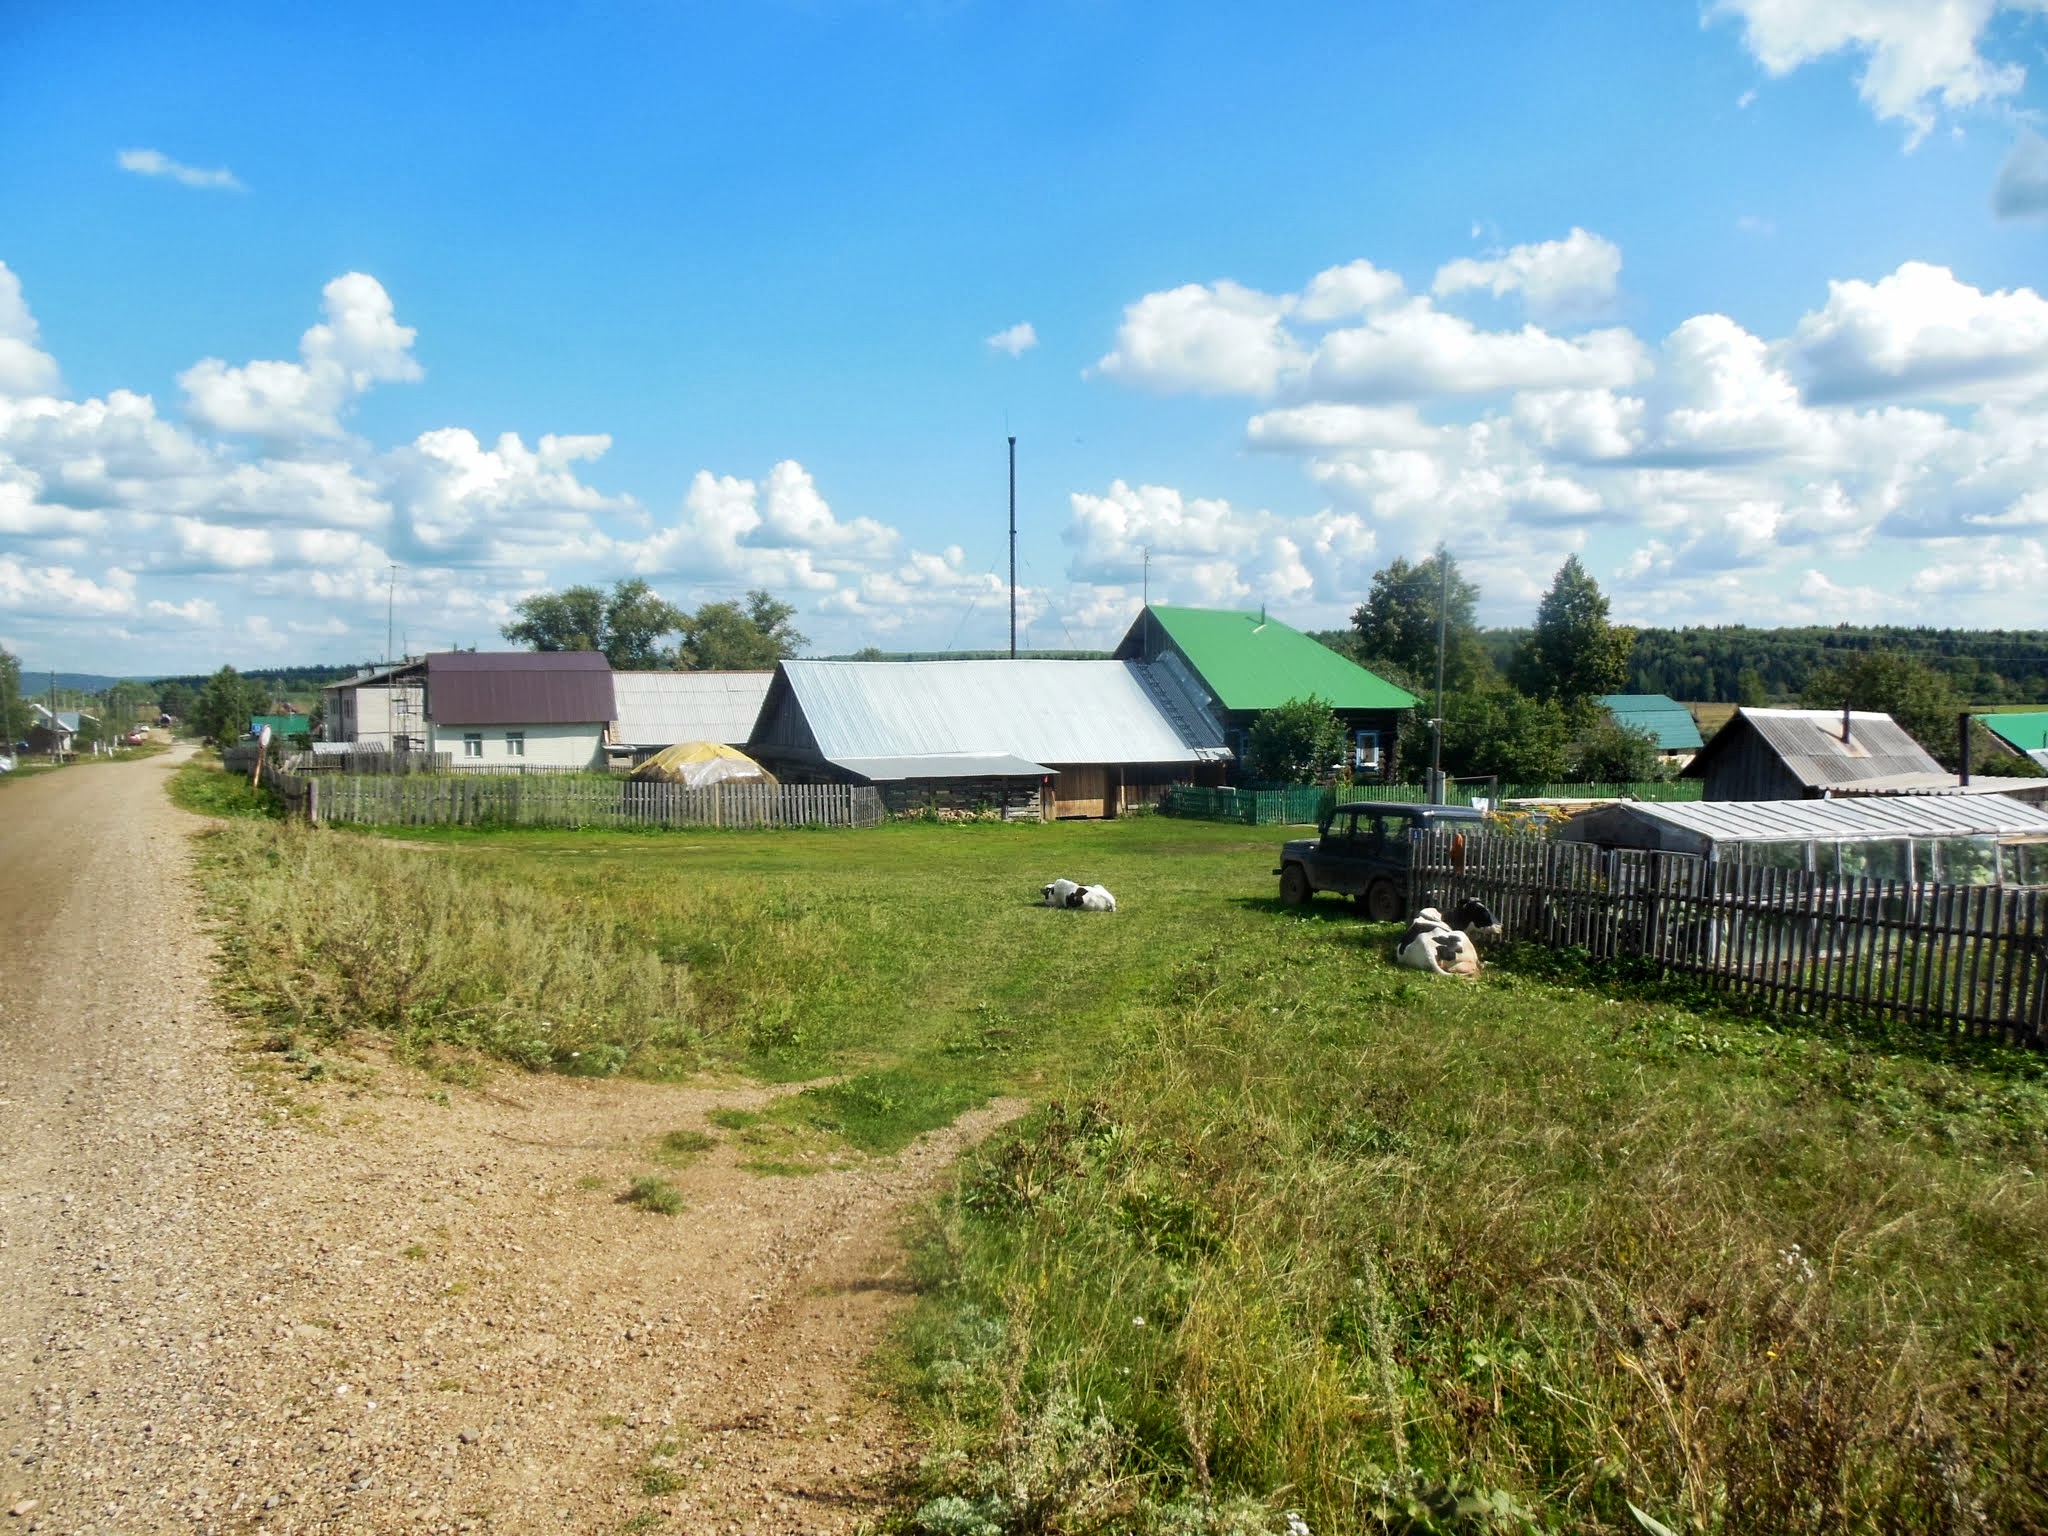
left=0, top=749, right=1011, bottom=1533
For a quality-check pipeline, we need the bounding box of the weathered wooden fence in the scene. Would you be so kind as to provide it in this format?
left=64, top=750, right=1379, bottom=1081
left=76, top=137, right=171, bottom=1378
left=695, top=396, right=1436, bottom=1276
left=285, top=750, right=453, bottom=775
left=309, top=773, right=884, bottom=830
left=1412, top=830, right=2048, bottom=1046
left=1163, top=780, right=1702, bottom=825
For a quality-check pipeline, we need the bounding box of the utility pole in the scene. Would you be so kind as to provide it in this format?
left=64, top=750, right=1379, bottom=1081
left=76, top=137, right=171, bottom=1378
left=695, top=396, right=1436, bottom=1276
left=1431, top=545, right=1449, bottom=805
left=1007, top=436, right=1017, bottom=660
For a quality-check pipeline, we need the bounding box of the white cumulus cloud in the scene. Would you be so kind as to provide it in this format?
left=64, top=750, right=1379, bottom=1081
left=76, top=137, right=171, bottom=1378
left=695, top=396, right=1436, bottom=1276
left=1788, top=261, right=2048, bottom=403
left=1706, top=0, right=2038, bottom=142
left=985, top=322, right=1038, bottom=356
left=1432, top=227, right=1623, bottom=318
left=181, top=272, right=422, bottom=441
left=0, top=263, right=62, bottom=398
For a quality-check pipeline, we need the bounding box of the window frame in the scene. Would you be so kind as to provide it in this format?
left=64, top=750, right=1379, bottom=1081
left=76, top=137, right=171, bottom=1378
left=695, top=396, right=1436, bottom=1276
left=462, top=732, right=483, bottom=759
left=505, top=731, right=526, bottom=757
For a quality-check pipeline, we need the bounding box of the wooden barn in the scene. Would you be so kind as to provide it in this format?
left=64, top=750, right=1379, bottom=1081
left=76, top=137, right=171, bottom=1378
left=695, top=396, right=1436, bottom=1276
left=1684, top=707, right=1942, bottom=801
left=745, top=658, right=1232, bottom=818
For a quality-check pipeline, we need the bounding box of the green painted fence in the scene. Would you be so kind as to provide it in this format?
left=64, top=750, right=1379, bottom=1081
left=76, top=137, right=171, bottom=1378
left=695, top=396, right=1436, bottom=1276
left=1159, top=780, right=1701, bottom=826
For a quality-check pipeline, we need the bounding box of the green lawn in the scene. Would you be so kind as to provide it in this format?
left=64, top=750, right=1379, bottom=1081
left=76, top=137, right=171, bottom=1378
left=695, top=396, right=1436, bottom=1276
left=186, top=801, right=2048, bottom=1534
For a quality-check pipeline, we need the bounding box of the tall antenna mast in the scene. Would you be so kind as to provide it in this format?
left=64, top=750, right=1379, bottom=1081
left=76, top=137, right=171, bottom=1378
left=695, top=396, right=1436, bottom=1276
left=1142, top=546, right=1150, bottom=606
left=1431, top=543, right=1449, bottom=805
left=386, top=563, right=398, bottom=666
left=1007, top=435, right=1017, bottom=660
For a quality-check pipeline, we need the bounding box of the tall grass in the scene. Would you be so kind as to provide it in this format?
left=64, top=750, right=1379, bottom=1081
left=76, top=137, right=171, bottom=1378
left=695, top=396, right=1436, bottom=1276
left=179, top=794, right=2048, bottom=1528
left=200, top=821, right=700, bottom=1075
left=899, top=925, right=2048, bottom=1533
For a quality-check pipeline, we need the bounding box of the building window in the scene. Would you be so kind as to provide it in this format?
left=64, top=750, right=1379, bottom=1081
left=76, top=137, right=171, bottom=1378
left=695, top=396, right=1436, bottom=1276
left=463, top=733, right=483, bottom=759
left=506, top=731, right=525, bottom=757
left=1353, top=731, right=1381, bottom=771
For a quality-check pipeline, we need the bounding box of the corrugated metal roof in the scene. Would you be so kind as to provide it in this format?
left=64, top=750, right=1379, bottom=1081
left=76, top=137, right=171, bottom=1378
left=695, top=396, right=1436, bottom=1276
left=425, top=651, right=616, bottom=727
left=611, top=671, right=773, bottom=747
left=777, top=659, right=1227, bottom=765
left=1979, top=711, right=2048, bottom=754
left=830, top=752, right=1051, bottom=781
left=1566, top=794, right=2048, bottom=846
left=1831, top=773, right=2048, bottom=798
left=1132, top=605, right=1417, bottom=711
left=1693, top=707, right=1941, bottom=787
left=1597, top=693, right=1704, bottom=751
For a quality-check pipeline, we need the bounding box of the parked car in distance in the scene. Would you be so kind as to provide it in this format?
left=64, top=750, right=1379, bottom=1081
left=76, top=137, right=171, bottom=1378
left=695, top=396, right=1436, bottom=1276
left=1275, top=800, right=1486, bottom=921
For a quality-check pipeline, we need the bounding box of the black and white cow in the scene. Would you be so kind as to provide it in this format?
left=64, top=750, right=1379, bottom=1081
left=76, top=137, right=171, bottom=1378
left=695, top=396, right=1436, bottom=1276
left=1041, top=878, right=1117, bottom=912
left=1396, top=899, right=1500, bottom=976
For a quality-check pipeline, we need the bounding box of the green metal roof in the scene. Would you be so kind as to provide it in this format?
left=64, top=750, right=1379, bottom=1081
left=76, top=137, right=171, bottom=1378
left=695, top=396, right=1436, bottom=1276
left=1978, top=711, right=2048, bottom=753
left=1144, top=606, right=1417, bottom=712
left=1597, top=694, right=1704, bottom=752
left=251, top=713, right=313, bottom=738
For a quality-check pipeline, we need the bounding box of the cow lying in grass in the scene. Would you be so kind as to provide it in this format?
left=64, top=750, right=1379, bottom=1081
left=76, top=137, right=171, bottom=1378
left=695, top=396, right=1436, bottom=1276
left=1396, top=899, right=1501, bottom=977
left=1042, top=878, right=1117, bottom=912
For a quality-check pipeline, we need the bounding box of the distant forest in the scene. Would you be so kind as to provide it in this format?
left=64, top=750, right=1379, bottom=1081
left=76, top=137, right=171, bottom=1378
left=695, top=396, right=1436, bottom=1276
left=1486, top=626, right=2048, bottom=705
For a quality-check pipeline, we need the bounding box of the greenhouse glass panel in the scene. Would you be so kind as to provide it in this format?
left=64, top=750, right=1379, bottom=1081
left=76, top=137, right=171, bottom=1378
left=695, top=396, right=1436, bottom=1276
left=1839, top=841, right=1907, bottom=883
left=1912, top=838, right=1939, bottom=883
left=1939, top=837, right=1998, bottom=886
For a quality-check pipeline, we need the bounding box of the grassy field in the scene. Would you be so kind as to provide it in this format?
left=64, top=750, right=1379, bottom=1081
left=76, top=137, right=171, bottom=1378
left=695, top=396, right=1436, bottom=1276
left=185, top=792, right=2048, bottom=1534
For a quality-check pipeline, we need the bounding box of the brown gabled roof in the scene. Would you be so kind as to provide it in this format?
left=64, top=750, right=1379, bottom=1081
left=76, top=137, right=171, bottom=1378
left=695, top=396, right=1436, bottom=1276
left=424, top=651, right=616, bottom=727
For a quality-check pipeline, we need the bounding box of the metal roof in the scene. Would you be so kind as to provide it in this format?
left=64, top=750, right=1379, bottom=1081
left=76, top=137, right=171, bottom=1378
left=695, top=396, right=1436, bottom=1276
left=1597, top=693, right=1704, bottom=751
left=1979, top=711, right=2048, bottom=754
left=1685, top=707, right=1940, bottom=787
left=775, top=659, right=1229, bottom=766
left=1123, top=605, right=1417, bottom=712
left=830, top=752, right=1051, bottom=781
left=424, top=650, right=616, bottom=727
left=1564, top=794, right=2048, bottom=847
left=610, top=671, right=773, bottom=747
left=1830, top=772, right=2048, bottom=799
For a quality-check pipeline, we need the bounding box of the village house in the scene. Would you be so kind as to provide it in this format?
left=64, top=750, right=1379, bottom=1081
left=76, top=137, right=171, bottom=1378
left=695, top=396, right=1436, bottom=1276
left=1684, top=705, right=2048, bottom=804
left=1596, top=693, right=1703, bottom=769
left=1112, top=604, right=1416, bottom=780
left=324, top=652, right=616, bottom=769
left=321, top=664, right=427, bottom=752
left=746, top=657, right=1232, bottom=818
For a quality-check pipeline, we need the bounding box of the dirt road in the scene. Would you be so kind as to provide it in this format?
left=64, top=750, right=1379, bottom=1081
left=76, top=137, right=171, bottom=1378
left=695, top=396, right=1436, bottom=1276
left=0, top=750, right=1007, bottom=1533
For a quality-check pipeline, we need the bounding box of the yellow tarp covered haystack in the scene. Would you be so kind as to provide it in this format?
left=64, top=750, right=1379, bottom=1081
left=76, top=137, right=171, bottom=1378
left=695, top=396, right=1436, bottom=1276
left=630, top=741, right=778, bottom=788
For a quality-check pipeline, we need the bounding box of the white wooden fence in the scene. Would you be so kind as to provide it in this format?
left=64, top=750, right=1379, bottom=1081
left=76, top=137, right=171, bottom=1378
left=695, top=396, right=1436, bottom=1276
left=307, top=772, right=883, bottom=830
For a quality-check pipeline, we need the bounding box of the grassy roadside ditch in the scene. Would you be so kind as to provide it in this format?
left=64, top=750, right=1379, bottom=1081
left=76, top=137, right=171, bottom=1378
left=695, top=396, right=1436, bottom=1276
left=173, top=767, right=2048, bottom=1532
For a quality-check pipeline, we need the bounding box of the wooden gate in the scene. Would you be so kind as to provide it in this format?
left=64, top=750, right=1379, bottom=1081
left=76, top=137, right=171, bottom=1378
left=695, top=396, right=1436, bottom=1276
left=1052, top=765, right=1108, bottom=818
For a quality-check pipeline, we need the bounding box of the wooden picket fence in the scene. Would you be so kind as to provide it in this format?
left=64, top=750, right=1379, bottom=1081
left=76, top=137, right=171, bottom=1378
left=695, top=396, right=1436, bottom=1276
left=1412, top=830, right=2048, bottom=1046
left=308, top=772, right=884, bottom=830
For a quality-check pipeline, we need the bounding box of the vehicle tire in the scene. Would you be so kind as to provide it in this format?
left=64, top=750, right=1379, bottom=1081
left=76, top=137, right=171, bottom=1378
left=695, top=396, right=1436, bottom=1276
left=1279, top=864, right=1311, bottom=907
left=1365, top=879, right=1403, bottom=923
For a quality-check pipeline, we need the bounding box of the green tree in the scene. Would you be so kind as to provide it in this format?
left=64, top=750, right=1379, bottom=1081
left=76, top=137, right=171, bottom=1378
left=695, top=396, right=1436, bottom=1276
left=1440, top=683, right=1573, bottom=783
left=156, top=680, right=197, bottom=722
left=1511, top=555, right=1635, bottom=705
left=1735, top=666, right=1768, bottom=708
left=674, top=590, right=808, bottom=670
left=0, top=647, right=26, bottom=744
left=1245, top=695, right=1348, bottom=785
left=193, top=666, right=266, bottom=744
left=1568, top=716, right=1661, bottom=783
left=1800, top=650, right=2039, bottom=774
left=502, top=579, right=686, bottom=670
left=1350, top=549, right=1489, bottom=692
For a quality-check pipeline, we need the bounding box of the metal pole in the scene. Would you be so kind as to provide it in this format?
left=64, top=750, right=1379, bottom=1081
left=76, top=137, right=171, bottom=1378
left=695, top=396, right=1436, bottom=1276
left=1431, top=547, right=1448, bottom=804
left=1007, top=436, right=1017, bottom=659
left=386, top=564, right=397, bottom=666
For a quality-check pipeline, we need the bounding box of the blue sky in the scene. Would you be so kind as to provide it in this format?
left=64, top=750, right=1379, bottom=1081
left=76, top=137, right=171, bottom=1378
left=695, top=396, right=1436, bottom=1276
left=4, top=0, right=2048, bottom=674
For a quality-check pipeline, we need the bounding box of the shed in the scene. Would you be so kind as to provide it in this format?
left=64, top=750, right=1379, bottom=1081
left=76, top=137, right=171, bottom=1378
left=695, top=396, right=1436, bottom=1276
left=607, top=671, right=774, bottom=760
left=1560, top=795, right=2048, bottom=886
left=1596, top=694, right=1703, bottom=765
left=1682, top=707, right=1940, bottom=801
left=421, top=651, right=618, bottom=770
left=747, top=658, right=1232, bottom=818
left=1114, top=605, right=1416, bottom=779
left=251, top=712, right=312, bottom=741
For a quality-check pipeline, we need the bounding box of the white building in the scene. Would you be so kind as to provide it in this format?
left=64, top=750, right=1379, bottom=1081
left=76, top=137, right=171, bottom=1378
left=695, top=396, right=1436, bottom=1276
left=420, top=651, right=616, bottom=770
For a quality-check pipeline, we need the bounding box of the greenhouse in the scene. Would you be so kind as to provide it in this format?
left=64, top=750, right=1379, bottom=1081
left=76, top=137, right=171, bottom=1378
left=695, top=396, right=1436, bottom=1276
left=1558, top=795, right=2048, bottom=887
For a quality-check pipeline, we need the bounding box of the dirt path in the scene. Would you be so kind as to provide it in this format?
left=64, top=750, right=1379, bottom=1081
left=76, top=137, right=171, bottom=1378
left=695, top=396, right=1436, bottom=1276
left=0, top=750, right=1015, bottom=1534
